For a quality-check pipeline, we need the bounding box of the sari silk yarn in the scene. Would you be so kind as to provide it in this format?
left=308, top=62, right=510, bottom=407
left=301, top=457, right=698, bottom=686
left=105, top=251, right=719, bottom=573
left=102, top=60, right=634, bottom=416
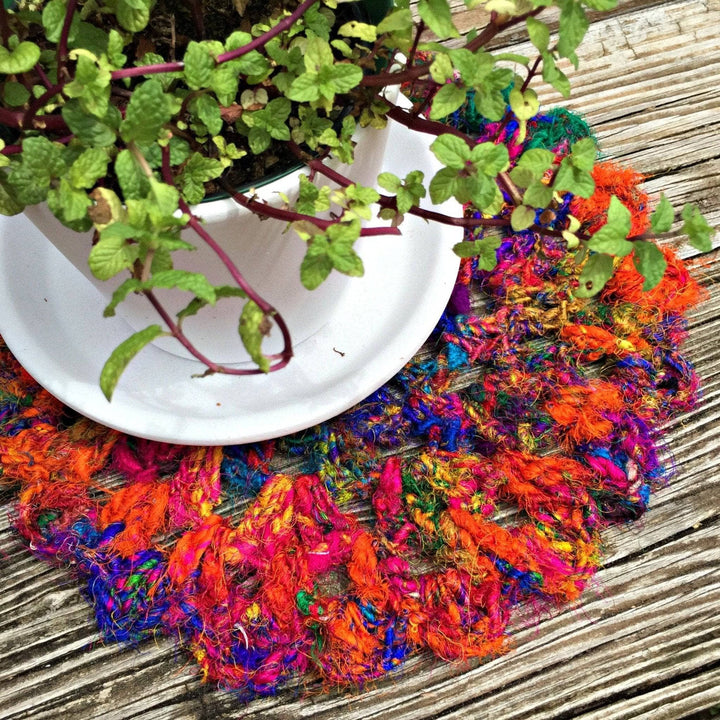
left=0, top=105, right=704, bottom=696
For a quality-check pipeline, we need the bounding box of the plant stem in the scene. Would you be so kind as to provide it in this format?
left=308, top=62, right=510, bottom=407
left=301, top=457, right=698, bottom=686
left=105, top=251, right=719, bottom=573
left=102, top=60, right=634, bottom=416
left=224, top=179, right=400, bottom=237
left=361, top=8, right=545, bottom=90
left=299, top=143, right=515, bottom=230
left=161, top=146, right=293, bottom=371
left=111, top=0, right=321, bottom=80
left=57, top=0, right=78, bottom=81
left=142, top=288, right=292, bottom=375
left=216, top=0, right=320, bottom=63
left=386, top=101, right=473, bottom=145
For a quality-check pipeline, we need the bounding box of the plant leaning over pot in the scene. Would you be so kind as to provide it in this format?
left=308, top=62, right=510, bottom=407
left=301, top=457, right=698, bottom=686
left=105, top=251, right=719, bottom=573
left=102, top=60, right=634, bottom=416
left=0, top=0, right=714, bottom=401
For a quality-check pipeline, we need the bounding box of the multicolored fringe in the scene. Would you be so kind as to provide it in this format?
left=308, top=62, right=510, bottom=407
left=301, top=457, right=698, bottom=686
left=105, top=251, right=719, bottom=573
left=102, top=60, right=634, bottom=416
left=0, top=102, right=704, bottom=697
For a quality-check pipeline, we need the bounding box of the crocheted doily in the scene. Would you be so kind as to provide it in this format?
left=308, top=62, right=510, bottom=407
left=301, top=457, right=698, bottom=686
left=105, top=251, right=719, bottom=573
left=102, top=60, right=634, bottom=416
left=0, top=102, right=703, bottom=696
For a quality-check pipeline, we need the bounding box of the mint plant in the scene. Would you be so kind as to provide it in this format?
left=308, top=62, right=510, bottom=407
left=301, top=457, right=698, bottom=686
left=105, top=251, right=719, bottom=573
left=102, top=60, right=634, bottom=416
left=0, top=0, right=713, bottom=399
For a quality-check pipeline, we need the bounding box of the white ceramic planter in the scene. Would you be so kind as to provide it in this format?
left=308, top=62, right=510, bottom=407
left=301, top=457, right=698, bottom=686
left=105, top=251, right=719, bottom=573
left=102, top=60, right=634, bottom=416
left=24, top=118, right=394, bottom=365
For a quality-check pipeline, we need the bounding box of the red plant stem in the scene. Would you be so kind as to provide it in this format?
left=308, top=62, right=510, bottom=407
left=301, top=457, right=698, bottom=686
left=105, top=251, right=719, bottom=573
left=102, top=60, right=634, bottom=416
left=0, top=5, right=10, bottom=45
left=142, top=288, right=291, bottom=374
left=408, top=20, right=425, bottom=67
left=161, top=147, right=293, bottom=370
left=521, top=55, right=543, bottom=93
left=489, top=55, right=544, bottom=145
left=111, top=0, right=320, bottom=80
left=34, top=63, right=54, bottom=90
left=226, top=183, right=400, bottom=236
left=21, top=84, right=63, bottom=130
left=216, top=0, right=319, bottom=63
left=386, top=101, right=473, bottom=145
left=57, top=0, right=78, bottom=80
left=298, top=142, right=514, bottom=230
left=361, top=9, right=543, bottom=90
left=0, top=104, right=67, bottom=132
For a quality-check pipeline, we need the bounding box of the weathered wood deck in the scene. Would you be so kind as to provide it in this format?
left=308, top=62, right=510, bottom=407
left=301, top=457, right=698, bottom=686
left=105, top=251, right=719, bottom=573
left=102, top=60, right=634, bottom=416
left=1, top=1, right=720, bottom=718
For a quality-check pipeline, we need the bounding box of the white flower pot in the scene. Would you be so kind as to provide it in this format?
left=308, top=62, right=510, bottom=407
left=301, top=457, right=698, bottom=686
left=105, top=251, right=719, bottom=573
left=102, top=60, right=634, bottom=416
left=24, top=120, right=394, bottom=365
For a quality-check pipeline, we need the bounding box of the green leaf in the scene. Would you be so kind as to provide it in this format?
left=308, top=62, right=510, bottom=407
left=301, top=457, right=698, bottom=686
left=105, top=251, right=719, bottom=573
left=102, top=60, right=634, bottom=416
left=429, top=83, right=467, bottom=120
left=377, top=172, right=401, bottom=193
left=509, top=87, right=539, bottom=121
left=300, top=237, right=333, bottom=289
left=430, top=134, right=470, bottom=169
left=557, top=0, right=589, bottom=59
left=47, top=178, right=92, bottom=223
left=178, top=152, right=225, bottom=204
left=509, top=166, right=535, bottom=188
left=304, top=36, right=334, bottom=72
left=327, top=224, right=364, bottom=276
left=517, top=148, right=556, bottom=179
left=148, top=177, right=180, bottom=219
left=584, top=0, right=618, bottom=9
left=191, top=93, right=223, bottom=136
left=470, top=142, right=509, bottom=176
left=376, top=8, right=413, bottom=34
left=100, top=325, right=164, bottom=401
left=239, top=301, right=271, bottom=373
left=237, top=51, right=270, bottom=80
left=452, top=236, right=502, bottom=269
left=417, top=0, right=459, bottom=39
left=116, top=0, right=152, bottom=32
left=90, top=223, right=140, bottom=280
left=337, top=20, right=377, bottom=42
left=473, top=85, right=507, bottom=122
left=568, top=136, right=597, bottom=171
left=345, top=185, right=380, bottom=207
left=149, top=270, right=217, bottom=304
left=328, top=63, right=364, bottom=93
left=526, top=17, right=550, bottom=52
left=429, top=53, right=454, bottom=83
left=62, top=99, right=118, bottom=147
left=523, top=181, right=553, bottom=208
left=184, top=41, right=215, bottom=91
left=3, top=81, right=30, bottom=107
left=63, top=53, right=112, bottom=118
left=633, top=240, right=667, bottom=291
left=587, top=225, right=633, bottom=256
left=210, top=62, right=241, bottom=106
left=0, top=41, right=41, bottom=74
left=553, top=159, right=595, bottom=198
left=0, top=174, right=24, bottom=216
left=248, top=126, right=272, bottom=154
left=287, top=73, right=319, bottom=102
left=511, top=205, right=536, bottom=231
left=575, top=252, right=614, bottom=297
left=541, top=51, right=571, bottom=98
left=429, top=167, right=460, bottom=204
left=120, top=79, right=173, bottom=145
left=681, top=203, right=713, bottom=252
left=42, top=0, right=79, bottom=42
left=69, top=148, right=110, bottom=189
left=115, top=148, right=151, bottom=200
left=464, top=172, right=497, bottom=210
left=586, top=196, right=633, bottom=255
left=103, top=278, right=143, bottom=317
left=650, top=193, right=674, bottom=234
left=107, top=29, right=127, bottom=68
left=449, top=48, right=491, bottom=84
left=605, top=194, right=632, bottom=234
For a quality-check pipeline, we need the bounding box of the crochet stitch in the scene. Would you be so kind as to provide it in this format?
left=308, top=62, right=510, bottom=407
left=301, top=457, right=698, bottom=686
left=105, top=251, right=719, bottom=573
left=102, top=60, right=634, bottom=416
left=0, top=103, right=704, bottom=697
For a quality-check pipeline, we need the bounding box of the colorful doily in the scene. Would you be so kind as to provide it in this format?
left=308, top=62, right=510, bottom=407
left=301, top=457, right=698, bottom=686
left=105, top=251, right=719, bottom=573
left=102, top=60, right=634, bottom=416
left=0, top=102, right=704, bottom=697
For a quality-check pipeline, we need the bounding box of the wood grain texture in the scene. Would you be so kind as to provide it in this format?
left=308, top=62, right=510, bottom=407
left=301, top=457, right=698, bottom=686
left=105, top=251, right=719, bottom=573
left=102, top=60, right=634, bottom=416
left=2, top=1, right=720, bottom=718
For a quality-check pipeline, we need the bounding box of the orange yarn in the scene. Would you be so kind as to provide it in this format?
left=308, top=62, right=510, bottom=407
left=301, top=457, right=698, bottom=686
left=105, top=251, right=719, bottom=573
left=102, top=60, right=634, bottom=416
left=570, top=160, right=650, bottom=236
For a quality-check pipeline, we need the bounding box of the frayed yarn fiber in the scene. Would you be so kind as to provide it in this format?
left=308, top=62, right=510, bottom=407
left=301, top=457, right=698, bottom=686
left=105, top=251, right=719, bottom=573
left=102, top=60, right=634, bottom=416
left=0, top=102, right=705, bottom=697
